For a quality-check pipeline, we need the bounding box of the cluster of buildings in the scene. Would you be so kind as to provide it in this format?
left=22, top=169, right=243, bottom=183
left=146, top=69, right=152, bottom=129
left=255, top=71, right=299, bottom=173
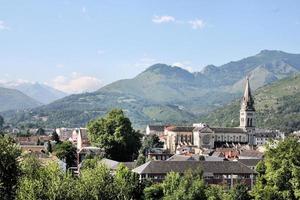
left=140, top=78, right=285, bottom=189
left=13, top=78, right=288, bottom=189
left=146, top=78, right=285, bottom=153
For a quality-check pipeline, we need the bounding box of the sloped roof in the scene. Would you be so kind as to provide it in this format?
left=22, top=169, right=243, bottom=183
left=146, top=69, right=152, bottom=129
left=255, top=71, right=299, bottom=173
left=239, top=150, right=264, bottom=158
left=211, top=127, right=247, bottom=134
left=148, top=125, right=165, bottom=132
left=167, top=154, right=197, bottom=161
left=238, top=159, right=262, bottom=167
left=166, top=126, right=194, bottom=132
left=132, top=161, right=256, bottom=175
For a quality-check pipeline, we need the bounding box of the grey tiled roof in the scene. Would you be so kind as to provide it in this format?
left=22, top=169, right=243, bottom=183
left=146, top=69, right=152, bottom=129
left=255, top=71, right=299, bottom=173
left=239, top=150, right=264, bottom=158
left=148, top=125, right=165, bottom=132
left=166, top=154, right=197, bottom=161
left=132, top=161, right=256, bottom=175
left=211, top=127, right=247, bottom=134
left=166, top=126, right=194, bottom=132
left=238, top=159, right=262, bottom=167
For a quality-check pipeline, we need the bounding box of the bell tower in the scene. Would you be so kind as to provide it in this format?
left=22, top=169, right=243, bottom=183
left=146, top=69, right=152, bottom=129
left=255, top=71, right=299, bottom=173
left=240, top=77, right=255, bottom=131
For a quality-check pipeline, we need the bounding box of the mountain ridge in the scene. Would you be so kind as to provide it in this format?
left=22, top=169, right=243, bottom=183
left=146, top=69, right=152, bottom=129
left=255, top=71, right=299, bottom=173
left=2, top=50, right=300, bottom=129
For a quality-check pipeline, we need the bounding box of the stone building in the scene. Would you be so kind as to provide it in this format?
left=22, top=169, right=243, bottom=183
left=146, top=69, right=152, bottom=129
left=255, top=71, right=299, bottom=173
left=152, top=77, right=284, bottom=154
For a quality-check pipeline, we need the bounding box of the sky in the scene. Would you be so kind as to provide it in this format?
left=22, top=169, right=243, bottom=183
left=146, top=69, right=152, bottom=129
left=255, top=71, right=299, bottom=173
left=0, top=0, right=300, bottom=93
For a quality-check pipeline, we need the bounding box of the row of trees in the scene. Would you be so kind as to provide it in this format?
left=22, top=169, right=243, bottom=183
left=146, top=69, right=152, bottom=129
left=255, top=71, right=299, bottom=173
left=2, top=131, right=300, bottom=200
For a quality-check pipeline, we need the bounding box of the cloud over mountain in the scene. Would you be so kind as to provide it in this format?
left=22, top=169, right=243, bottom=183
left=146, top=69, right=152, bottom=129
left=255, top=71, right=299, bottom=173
left=51, top=72, right=103, bottom=94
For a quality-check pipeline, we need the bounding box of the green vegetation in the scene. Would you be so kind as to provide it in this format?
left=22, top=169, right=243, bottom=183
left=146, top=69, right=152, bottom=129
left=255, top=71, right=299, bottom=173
left=3, top=50, right=300, bottom=129
left=53, top=141, right=77, bottom=169
left=0, top=133, right=299, bottom=200
left=0, top=87, right=41, bottom=112
left=252, top=138, right=300, bottom=200
left=87, top=109, right=142, bottom=161
left=0, top=134, right=21, bottom=200
left=201, top=74, right=300, bottom=132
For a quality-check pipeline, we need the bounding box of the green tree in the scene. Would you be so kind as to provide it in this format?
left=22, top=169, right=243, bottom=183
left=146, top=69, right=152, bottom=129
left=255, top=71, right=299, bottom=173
left=54, top=141, right=77, bottom=169
left=205, top=185, right=233, bottom=200
left=87, top=109, right=142, bottom=161
left=144, top=183, right=164, bottom=200
left=140, top=134, right=163, bottom=155
left=78, top=164, right=116, bottom=200
left=114, top=164, right=144, bottom=200
left=252, top=138, right=300, bottom=200
left=232, top=184, right=251, bottom=200
left=17, top=157, right=78, bottom=200
left=0, top=134, right=21, bottom=200
left=145, top=168, right=206, bottom=200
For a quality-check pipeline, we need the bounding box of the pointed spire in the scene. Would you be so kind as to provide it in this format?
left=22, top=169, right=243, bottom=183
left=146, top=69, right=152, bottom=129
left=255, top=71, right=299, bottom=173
left=242, top=76, right=255, bottom=111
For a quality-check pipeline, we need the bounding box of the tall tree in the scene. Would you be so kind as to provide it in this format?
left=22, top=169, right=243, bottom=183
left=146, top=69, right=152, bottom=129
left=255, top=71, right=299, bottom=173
left=87, top=109, right=142, bottom=161
left=0, top=134, right=21, bottom=200
left=252, top=138, right=300, bottom=200
left=54, top=141, right=77, bottom=169
left=114, top=164, right=144, bottom=200
left=17, top=157, right=78, bottom=200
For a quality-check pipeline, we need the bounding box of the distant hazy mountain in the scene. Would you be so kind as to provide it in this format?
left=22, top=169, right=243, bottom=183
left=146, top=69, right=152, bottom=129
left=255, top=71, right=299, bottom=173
left=0, top=82, right=67, bottom=104
left=3, top=50, right=300, bottom=129
left=200, top=73, right=300, bottom=133
left=0, top=87, right=42, bottom=112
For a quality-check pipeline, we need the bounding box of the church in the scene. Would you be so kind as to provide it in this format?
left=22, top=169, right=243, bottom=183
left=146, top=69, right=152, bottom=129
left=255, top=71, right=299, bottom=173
left=147, top=78, right=285, bottom=153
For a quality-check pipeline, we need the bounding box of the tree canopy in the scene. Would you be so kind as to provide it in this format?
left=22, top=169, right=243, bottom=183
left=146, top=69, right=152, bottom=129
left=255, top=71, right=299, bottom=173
left=53, top=141, right=77, bottom=169
left=0, top=134, right=21, bottom=200
left=87, top=109, right=142, bottom=161
left=252, top=137, right=300, bottom=200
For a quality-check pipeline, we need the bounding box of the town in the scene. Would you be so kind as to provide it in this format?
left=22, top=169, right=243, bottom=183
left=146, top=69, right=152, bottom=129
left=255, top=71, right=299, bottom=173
left=1, top=1, right=300, bottom=200
left=1, top=78, right=299, bottom=200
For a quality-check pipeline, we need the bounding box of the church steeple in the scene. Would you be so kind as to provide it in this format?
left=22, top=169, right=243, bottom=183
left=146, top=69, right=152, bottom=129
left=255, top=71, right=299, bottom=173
left=242, top=77, right=255, bottom=111
left=240, top=77, right=255, bottom=130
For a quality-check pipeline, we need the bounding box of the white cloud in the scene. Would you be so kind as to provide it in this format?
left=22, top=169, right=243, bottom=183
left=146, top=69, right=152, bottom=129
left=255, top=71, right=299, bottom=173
left=152, top=15, right=175, bottom=24
left=152, top=16, right=205, bottom=30
left=50, top=72, right=104, bottom=94
left=0, top=79, right=34, bottom=87
left=172, top=62, right=193, bottom=72
left=189, top=19, right=205, bottom=29
left=0, top=20, right=9, bottom=30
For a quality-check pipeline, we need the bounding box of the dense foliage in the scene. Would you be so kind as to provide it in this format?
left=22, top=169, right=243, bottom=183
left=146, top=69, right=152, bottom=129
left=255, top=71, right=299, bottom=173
left=53, top=141, right=77, bottom=169
left=0, top=134, right=21, bottom=200
left=87, top=109, right=142, bottom=161
left=252, top=138, right=300, bottom=200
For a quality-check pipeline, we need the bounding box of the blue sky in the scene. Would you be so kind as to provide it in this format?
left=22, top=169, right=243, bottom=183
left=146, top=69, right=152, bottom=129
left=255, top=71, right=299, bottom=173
left=0, top=0, right=300, bottom=93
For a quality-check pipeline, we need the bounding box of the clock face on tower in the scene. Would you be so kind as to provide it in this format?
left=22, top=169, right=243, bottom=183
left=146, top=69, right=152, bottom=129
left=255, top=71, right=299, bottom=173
left=202, top=135, right=210, bottom=145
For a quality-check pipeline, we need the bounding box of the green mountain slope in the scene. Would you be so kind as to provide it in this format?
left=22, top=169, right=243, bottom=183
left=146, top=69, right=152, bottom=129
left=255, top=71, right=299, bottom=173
left=200, top=74, right=300, bottom=133
left=0, top=81, right=67, bottom=104
left=0, top=87, right=42, bottom=112
left=2, top=50, right=300, bottom=129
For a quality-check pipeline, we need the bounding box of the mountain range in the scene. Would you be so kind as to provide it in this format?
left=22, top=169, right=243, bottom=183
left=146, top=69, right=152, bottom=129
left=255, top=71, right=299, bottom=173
left=0, top=81, right=67, bottom=104
left=200, top=73, right=300, bottom=133
left=0, top=87, right=42, bottom=112
left=2, top=50, right=300, bottom=129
